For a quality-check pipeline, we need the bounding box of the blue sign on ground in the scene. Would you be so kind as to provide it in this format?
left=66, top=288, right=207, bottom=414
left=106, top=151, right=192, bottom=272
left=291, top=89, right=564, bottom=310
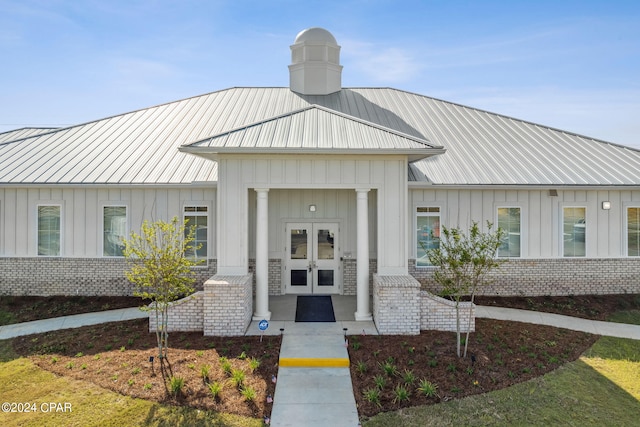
left=258, top=319, right=269, bottom=331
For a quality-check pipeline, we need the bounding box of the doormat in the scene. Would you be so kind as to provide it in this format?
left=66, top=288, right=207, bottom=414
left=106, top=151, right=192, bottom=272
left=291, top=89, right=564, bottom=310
left=295, top=295, right=336, bottom=322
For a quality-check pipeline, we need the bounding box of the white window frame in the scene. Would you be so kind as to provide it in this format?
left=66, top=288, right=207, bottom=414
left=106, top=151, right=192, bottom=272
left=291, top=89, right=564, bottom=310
left=415, top=205, right=442, bottom=268
left=183, top=204, right=209, bottom=264
left=102, top=205, right=128, bottom=257
left=495, top=205, right=523, bottom=258
left=625, top=205, right=640, bottom=257
left=37, top=203, right=62, bottom=257
left=561, top=205, right=587, bottom=258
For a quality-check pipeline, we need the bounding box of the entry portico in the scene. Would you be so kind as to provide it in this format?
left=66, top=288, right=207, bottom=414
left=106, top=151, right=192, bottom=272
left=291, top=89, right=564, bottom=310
left=179, top=147, right=443, bottom=323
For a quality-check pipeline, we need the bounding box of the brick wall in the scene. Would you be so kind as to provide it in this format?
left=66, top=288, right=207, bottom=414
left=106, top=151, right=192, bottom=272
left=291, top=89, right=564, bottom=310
left=421, top=291, right=474, bottom=332
left=410, top=258, right=640, bottom=296
left=373, top=274, right=421, bottom=335
left=249, top=259, right=282, bottom=296
left=203, top=275, right=253, bottom=336
left=0, top=257, right=217, bottom=296
left=148, top=292, right=204, bottom=333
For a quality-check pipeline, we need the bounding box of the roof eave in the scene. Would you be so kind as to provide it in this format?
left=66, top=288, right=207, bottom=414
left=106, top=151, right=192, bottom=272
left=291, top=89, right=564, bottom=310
left=179, top=146, right=446, bottom=162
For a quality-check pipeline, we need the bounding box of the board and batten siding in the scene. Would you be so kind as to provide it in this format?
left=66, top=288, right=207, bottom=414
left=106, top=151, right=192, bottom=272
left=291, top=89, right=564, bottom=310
left=408, top=187, right=640, bottom=259
left=217, top=154, right=408, bottom=275
left=0, top=187, right=216, bottom=257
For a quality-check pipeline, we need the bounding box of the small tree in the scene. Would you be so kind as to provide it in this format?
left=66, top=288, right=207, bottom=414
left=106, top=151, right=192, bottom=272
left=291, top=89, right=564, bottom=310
left=426, top=221, right=505, bottom=358
left=123, top=217, right=201, bottom=359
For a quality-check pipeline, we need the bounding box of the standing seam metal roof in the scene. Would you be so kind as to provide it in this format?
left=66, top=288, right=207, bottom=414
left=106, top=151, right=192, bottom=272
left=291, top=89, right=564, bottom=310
left=1, top=87, right=639, bottom=185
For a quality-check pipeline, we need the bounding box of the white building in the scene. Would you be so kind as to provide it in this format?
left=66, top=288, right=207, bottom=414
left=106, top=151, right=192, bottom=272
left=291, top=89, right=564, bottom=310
left=1, top=28, right=639, bottom=335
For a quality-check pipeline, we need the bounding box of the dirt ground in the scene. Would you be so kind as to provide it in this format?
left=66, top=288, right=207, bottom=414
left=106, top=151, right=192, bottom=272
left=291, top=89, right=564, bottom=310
left=4, top=293, right=640, bottom=419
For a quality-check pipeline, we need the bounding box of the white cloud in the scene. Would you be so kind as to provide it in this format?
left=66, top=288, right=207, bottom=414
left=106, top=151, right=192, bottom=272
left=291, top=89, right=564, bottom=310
left=342, top=39, right=423, bottom=84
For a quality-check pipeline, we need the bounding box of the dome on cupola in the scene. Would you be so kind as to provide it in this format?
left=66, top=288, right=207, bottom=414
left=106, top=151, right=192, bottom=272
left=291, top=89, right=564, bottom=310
left=289, top=27, right=343, bottom=95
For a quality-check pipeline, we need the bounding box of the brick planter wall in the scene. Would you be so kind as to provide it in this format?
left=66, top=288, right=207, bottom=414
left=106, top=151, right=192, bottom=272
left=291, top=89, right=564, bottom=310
left=373, top=274, right=421, bottom=335
left=203, top=275, right=253, bottom=336
left=0, top=257, right=217, bottom=296
left=410, top=258, right=640, bottom=296
left=421, top=291, right=474, bottom=332
left=148, top=292, right=204, bottom=333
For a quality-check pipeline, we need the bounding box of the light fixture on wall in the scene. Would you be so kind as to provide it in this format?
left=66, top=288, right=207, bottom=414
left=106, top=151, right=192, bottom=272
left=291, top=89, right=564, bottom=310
left=602, top=201, right=611, bottom=210
left=309, top=204, right=317, bottom=212
left=548, top=189, right=558, bottom=197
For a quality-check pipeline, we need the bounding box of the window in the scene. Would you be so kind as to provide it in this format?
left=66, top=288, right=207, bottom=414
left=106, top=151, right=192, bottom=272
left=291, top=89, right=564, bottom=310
left=184, top=206, right=208, bottom=260
left=497, top=207, right=521, bottom=257
left=628, top=207, right=640, bottom=256
left=38, top=205, right=60, bottom=256
left=563, top=207, right=586, bottom=257
left=416, top=207, right=440, bottom=267
left=103, top=206, right=127, bottom=256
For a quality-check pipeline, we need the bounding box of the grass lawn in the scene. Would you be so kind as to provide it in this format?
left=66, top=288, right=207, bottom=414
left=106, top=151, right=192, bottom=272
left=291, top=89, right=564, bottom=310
left=361, top=310, right=640, bottom=426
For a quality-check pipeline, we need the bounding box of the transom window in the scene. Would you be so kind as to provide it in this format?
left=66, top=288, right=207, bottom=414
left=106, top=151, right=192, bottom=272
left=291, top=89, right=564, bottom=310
left=497, top=207, right=521, bottom=258
left=184, top=206, right=208, bottom=261
left=563, top=207, right=586, bottom=257
left=38, top=205, right=60, bottom=256
left=416, top=207, right=440, bottom=267
left=103, top=206, right=127, bottom=257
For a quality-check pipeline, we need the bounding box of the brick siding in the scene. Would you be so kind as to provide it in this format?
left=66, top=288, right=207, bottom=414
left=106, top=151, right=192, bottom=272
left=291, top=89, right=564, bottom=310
left=0, top=257, right=217, bottom=296
left=410, top=258, right=640, bottom=296
left=203, top=275, right=253, bottom=336
left=148, top=292, right=204, bottom=333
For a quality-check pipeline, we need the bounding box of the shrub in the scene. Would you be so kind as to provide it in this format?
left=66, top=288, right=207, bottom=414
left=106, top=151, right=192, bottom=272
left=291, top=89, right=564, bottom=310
left=373, top=375, right=386, bottom=390
left=363, top=388, right=381, bottom=407
left=392, top=385, right=410, bottom=403
left=241, top=386, right=257, bottom=402
left=417, top=379, right=438, bottom=397
left=380, top=360, right=398, bottom=377
left=356, top=361, right=368, bottom=375
left=248, top=357, right=260, bottom=373
left=230, top=368, right=245, bottom=388
left=402, top=369, right=416, bottom=385
left=208, top=381, right=223, bottom=399
left=169, top=376, right=185, bottom=396
left=200, top=364, right=210, bottom=380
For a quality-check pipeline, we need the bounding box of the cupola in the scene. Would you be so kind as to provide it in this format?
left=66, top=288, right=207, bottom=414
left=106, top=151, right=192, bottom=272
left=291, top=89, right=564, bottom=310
left=289, top=27, right=343, bottom=95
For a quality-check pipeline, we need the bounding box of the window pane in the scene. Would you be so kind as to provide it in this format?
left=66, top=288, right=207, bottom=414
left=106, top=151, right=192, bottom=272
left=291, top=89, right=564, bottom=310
left=563, top=207, right=586, bottom=257
left=317, top=229, right=334, bottom=260
left=497, top=207, right=521, bottom=257
left=185, top=213, right=208, bottom=260
left=38, top=206, right=60, bottom=256
left=103, top=206, right=126, bottom=256
left=416, top=214, right=440, bottom=267
left=628, top=208, right=640, bottom=256
left=290, top=229, right=307, bottom=260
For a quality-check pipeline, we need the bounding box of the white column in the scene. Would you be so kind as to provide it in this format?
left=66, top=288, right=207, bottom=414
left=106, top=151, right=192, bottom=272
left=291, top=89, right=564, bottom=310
left=253, top=189, right=271, bottom=320
left=355, top=189, right=372, bottom=321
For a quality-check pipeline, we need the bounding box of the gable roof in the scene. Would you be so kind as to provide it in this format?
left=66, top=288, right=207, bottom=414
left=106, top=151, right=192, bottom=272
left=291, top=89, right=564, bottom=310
left=181, top=104, right=444, bottom=162
left=1, top=87, right=639, bottom=186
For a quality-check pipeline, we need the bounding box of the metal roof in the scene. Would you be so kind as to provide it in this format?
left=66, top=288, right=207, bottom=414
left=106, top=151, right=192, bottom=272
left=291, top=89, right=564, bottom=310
left=181, top=104, right=444, bottom=162
left=0, top=127, right=58, bottom=143
left=1, top=87, right=639, bottom=185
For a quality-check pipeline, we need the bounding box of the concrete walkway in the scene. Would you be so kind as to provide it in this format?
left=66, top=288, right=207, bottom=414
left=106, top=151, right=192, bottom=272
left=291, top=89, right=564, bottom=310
left=0, top=307, right=148, bottom=340
left=476, top=306, right=640, bottom=340
left=270, top=323, right=361, bottom=427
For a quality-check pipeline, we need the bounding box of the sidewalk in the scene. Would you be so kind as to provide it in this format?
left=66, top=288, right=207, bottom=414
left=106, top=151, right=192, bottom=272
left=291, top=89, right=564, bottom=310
left=476, top=306, right=640, bottom=340
left=0, top=307, right=148, bottom=340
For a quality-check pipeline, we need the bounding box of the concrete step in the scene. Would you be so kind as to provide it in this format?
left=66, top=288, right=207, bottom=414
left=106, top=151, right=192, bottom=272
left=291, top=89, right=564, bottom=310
left=279, top=326, right=350, bottom=368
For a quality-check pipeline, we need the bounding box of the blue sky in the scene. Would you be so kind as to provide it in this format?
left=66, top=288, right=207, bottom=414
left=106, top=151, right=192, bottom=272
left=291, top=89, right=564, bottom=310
left=1, top=0, right=639, bottom=147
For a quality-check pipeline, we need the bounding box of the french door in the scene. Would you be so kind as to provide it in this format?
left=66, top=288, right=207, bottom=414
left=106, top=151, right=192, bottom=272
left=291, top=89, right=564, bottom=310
left=285, top=222, right=341, bottom=294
